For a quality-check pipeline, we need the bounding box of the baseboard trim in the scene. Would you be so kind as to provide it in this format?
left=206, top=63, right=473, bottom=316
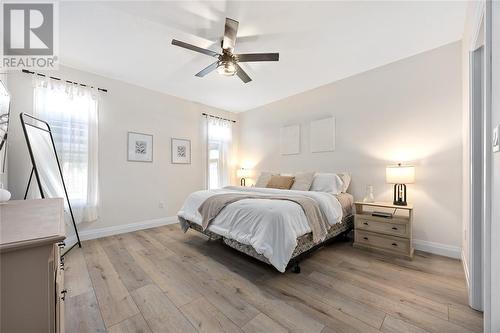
left=65, top=216, right=178, bottom=248
left=413, top=239, right=461, bottom=259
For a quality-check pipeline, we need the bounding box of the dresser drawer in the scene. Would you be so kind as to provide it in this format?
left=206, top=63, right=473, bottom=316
left=355, top=217, right=409, bottom=238
left=355, top=230, right=411, bottom=255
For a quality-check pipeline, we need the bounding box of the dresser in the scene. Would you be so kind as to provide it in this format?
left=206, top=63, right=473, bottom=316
left=353, top=201, right=414, bottom=259
left=0, top=199, right=66, bottom=333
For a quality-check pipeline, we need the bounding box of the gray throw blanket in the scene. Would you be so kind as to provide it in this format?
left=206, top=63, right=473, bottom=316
left=198, top=193, right=330, bottom=243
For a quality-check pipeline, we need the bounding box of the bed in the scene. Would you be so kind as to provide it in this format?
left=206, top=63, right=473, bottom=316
left=177, top=183, right=354, bottom=273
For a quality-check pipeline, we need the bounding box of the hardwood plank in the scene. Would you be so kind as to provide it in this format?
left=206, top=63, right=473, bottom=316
left=345, top=244, right=466, bottom=288
left=302, top=259, right=449, bottom=320
left=107, top=314, right=152, bottom=333
left=448, top=303, right=483, bottom=333
left=319, top=249, right=469, bottom=306
left=184, top=265, right=261, bottom=327
left=127, top=248, right=202, bottom=307
left=194, top=250, right=274, bottom=283
left=180, top=297, right=243, bottom=333
left=101, top=237, right=154, bottom=292
left=381, top=315, right=430, bottom=333
left=134, top=230, right=177, bottom=258
left=264, top=275, right=382, bottom=332
left=64, top=248, right=93, bottom=298
left=242, top=313, right=288, bottom=333
left=65, top=290, right=106, bottom=333
left=143, top=229, right=207, bottom=262
left=215, top=271, right=326, bottom=332
left=131, top=284, right=197, bottom=333
left=308, top=271, right=473, bottom=333
left=82, top=239, right=140, bottom=327
left=115, top=233, right=150, bottom=252
left=268, top=273, right=385, bottom=329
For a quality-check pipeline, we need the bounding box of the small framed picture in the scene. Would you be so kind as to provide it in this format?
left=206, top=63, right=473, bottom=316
left=128, top=132, right=153, bottom=162
left=171, top=138, right=191, bottom=164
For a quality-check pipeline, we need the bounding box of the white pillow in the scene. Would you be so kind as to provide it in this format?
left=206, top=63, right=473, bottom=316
left=337, top=172, right=351, bottom=193
left=255, top=171, right=275, bottom=188
left=310, top=173, right=344, bottom=194
left=290, top=172, right=315, bottom=191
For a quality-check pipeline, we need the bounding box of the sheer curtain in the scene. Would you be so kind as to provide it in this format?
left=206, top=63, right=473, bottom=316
left=32, top=76, right=99, bottom=223
left=203, top=116, right=233, bottom=190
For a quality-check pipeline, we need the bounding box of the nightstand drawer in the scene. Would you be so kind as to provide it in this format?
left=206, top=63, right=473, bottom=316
left=355, top=230, right=410, bottom=254
left=355, top=217, right=409, bottom=238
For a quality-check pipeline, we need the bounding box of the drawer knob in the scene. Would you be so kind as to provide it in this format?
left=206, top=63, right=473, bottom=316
left=392, top=227, right=398, bottom=230
left=363, top=237, right=368, bottom=240
left=57, top=242, right=66, bottom=248
left=363, top=222, right=368, bottom=225
left=392, top=243, right=398, bottom=247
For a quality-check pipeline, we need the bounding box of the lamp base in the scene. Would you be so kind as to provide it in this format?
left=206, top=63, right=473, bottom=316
left=393, top=184, right=407, bottom=206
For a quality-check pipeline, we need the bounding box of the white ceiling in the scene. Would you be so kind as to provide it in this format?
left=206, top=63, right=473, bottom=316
left=59, top=1, right=467, bottom=112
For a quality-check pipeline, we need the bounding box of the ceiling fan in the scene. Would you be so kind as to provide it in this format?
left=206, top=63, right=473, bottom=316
left=171, top=18, right=279, bottom=83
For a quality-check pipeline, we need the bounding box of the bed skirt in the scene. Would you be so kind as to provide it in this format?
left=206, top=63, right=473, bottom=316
left=184, top=215, right=354, bottom=269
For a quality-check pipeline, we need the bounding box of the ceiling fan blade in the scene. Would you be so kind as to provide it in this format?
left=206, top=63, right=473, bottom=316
left=235, top=64, right=252, bottom=83
left=236, top=53, right=279, bottom=62
left=195, top=61, right=219, bottom=77
left=171, top=39, right=219, bottom=58
left=222, top=18, right=239, bottom=52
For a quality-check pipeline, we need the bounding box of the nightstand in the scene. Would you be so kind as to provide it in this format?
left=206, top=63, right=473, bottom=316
left=353, top=201, right=414, bottom=259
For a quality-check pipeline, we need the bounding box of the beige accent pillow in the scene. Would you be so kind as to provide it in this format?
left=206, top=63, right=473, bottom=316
left=290, top=172, right=315, bottom=191
left=266, top=175, right=295, bottom=190
left=255, top=171, right=275, bottom=188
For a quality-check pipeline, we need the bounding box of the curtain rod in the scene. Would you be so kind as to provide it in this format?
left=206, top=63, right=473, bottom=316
left=21, top=69, right=108, bottom=93
left=202, top=112, right=236, bottom=123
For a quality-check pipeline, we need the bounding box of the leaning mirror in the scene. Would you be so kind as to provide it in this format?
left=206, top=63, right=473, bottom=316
left=20, top=112, right=82, bottom=254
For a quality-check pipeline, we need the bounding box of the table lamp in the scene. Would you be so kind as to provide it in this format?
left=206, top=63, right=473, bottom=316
left=237, top=168, right=251, bottom=186
left=386, top=163, right=415, bottom=206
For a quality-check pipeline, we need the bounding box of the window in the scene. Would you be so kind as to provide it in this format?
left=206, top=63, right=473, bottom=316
left=33, top=78, right=99, bottom=223
left=205, top=117, right=233, bottom=190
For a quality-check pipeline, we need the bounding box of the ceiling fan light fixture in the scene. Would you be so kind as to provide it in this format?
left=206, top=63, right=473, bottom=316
left=217, top=61, right=237, bottom=76
left=171, top=17, right=278, bottom=83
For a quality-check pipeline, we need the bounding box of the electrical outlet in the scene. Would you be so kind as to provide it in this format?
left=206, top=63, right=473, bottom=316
left=159, top=201, right=166, bottom=209
left=493, top=124, right=500, bottom=153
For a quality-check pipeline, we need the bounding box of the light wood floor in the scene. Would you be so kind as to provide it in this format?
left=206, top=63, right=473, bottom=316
left=64, top=224, right=483, bottom=333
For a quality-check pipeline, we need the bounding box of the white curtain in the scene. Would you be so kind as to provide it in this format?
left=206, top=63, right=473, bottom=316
left=203, top=116, right=233, bottom=190
left=32, top=76, right=99, bottom=223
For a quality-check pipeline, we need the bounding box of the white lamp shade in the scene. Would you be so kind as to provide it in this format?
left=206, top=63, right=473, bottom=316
left=386, top=165, right=415, bottom=184
left=237, top=168, right=252, bottom=178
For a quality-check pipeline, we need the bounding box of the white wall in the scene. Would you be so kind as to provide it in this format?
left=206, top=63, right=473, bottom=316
left=6, top=65, right=238, bottom=235
left=239, top=42, right=463, bottom=255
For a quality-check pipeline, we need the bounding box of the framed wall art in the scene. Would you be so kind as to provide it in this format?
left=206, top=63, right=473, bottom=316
left=128, top=132, right=153, bottom=162
left=171, top=138, right=191, bottom=164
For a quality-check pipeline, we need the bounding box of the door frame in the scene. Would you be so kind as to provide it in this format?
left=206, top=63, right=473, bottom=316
left=469, top=44, right=484, bottom=311
left=467, top=0, right=487, bottom=312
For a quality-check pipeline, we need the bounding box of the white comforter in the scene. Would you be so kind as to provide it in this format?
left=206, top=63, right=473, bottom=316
left=177, top=186, right=343, bottom=272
